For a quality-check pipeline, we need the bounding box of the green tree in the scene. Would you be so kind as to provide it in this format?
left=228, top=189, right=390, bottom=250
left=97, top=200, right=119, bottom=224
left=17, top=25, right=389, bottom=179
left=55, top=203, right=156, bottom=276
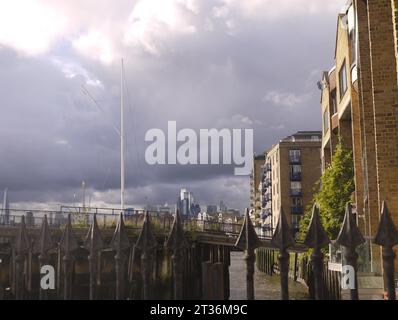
left=298, top=141, right=355, bottom=241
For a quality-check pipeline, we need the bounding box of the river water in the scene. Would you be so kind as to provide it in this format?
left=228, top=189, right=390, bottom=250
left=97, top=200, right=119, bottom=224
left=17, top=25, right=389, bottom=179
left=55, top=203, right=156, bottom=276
left=229, top=252, right=309, bottom=300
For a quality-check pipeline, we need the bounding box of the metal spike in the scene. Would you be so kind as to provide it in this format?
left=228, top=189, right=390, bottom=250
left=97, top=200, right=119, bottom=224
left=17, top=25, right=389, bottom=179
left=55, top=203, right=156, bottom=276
left=374, top=201, right=398, bottom=300
left=135, top=211, right=157, bottom=251
left=34, top=215, right=53, bottom=255
left=15, top=216, right=30, bottom=255
left=166, top=210, right=187, bottom=251
left=235, top=209, right=261, bottom=250
left=335, top=203, right=364, bottom=300
left=111, top=213, right=130, bottom=252
left=60, top=214, right=79, bottom=253
left=303, top=204, right=330, bottom=249
left=336, top=203, right=365, bottom=248
left=166, top=210, right=188, bottom=300
left=84, top=213, right=104, bottom=253
left=271, top=207, right=295, bottom=250
left=374, top=201, right=398, bottom=247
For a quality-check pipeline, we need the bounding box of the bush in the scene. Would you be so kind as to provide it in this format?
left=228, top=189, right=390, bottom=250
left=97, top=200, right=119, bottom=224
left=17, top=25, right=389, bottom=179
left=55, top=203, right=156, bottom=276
left=298, top=140, right=355, bottom=242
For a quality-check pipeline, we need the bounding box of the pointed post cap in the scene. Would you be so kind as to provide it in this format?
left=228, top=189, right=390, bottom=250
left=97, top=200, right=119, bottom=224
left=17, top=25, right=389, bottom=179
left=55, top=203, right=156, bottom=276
left=303, top=204, right=330, bottom=249
left=15, top=215, right=30, bottom=255
left=60, top=214, right=79, bottom=253
left=271, top=207, right=295, bottom=250
left=135, top=211, right=158, bottom=251
left=166, top=210, right=188, bottom=251
left=235, top=208, right=261, bottom=251
left=336, top=203, right=365, bottom=248
left=34, top=215, right=54, bottom=255
left=374, top=201, right=398, bottom=247
left=110, top=212, right=130, bottom=252
left=84, top=213, right=104, bottom=253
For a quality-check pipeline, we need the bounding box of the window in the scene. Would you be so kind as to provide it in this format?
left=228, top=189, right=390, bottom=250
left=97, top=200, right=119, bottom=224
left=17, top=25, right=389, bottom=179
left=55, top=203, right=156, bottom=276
left=350, top=30, right=356, bottom=64
left=339, top=61, right=348, bottom=100
left=289, top=150, right=301, bottom=163
left=291, top=182, right=302, bottom=190
left=323, top=109, right=329, bottom=133
left=292, top=215, right=301, bottom=228
left=290, top=165, right=301, bottom=174
left=292, top=197, right=303, bottom=206
left=331, top=90, right=337, bottom=114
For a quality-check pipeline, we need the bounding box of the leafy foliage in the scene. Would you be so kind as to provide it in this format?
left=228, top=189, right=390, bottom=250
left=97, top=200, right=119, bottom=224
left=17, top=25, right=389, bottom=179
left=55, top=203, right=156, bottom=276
left=298, top=141, right=355, bottom=242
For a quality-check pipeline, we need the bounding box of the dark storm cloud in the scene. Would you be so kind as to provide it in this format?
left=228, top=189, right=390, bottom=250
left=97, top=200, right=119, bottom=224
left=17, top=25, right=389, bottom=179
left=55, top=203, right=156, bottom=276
left=0, top=0, right=346, bottom=211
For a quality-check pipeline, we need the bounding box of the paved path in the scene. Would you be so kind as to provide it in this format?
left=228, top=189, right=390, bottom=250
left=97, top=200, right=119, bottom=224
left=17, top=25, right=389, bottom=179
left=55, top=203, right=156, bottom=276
left=229, top=251, right=309, bottom=300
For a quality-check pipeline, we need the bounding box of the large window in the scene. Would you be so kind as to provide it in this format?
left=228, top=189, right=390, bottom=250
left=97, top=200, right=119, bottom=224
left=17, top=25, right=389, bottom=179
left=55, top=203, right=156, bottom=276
left=323, top=110, right=329, bottom=133
left=350, top=30, right=356, bottom=64
left=291, top=182, right=302, bottom=190
left=292, top=197, right=302, bottom=207
left=331, top=89, right=337, bottom=114
left=290, top=165, right=301, bottom=174
left=339, top=61, right=348, bottom=100
left=289, top=150, right=301, bottom=163
left=292, top=215, right=301, bottom=229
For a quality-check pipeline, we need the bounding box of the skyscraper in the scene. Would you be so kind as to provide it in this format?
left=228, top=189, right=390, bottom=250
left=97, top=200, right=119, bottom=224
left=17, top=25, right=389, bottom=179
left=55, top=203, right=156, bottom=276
left=1, top=188, right=9, bottom=224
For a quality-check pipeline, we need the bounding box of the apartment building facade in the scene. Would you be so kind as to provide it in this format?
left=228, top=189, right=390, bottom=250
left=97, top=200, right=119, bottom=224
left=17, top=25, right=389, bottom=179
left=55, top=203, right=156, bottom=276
left=320, top=0, right=398, bottom=280
left=250, top=154, right=266, bottom=225
left=260, top=132, right=322, bottom=238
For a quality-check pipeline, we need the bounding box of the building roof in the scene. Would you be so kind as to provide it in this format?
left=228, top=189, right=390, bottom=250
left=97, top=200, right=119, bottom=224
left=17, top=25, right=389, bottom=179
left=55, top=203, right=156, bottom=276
left=281, top=131, right=322, bottom=142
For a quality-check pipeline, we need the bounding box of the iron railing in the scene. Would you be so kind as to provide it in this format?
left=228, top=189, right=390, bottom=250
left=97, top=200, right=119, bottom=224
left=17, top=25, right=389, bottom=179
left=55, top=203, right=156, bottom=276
left=0, top=201, right=396, bottom=300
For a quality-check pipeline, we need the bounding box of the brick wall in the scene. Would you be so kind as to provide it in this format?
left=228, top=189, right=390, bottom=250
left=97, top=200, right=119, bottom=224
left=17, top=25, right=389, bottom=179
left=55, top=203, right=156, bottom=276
left=367, top=0, right=398, bottom=274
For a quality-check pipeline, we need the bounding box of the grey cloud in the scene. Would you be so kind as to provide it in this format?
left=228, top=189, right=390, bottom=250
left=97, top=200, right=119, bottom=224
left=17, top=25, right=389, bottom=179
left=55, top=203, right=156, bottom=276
left=0, top=1, right=344, bottom=213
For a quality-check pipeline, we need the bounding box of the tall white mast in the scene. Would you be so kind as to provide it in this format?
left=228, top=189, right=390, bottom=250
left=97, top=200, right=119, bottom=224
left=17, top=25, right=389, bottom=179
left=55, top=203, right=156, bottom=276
left=120, top=59, right=125, bottom=213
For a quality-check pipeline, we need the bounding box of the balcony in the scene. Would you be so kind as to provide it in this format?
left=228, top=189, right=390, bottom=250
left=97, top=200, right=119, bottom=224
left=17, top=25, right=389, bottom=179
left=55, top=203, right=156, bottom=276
left=290, top=172, right=301, bottom=181
left=264, top=178, right=272, bottom=187
left=331, top=113, right=339, bottom=131
left=290, top=189, right=303, bottom=197
left=261, top=223, right=272, bottom=231
left=291, top=206, right=303, bottom=215
left=263, top=193, right=272, bottom=202
left=265, top=163, right=271, bottom=172
left=261, top=211, right=270, bottom=220
left=289, top=157, right=301, bottom=165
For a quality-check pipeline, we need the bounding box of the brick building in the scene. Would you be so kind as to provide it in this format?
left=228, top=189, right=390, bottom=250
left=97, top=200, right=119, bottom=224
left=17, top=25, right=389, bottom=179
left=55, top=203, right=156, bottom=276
left=320, top=0, right=398, bottom=285
left=260, top=132, right=322, bottom=238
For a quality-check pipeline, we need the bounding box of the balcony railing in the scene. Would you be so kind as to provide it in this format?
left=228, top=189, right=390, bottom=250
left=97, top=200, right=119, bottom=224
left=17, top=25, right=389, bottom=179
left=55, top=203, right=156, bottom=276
left=264, top=178, right=272, bottom=187
left=291, top=206, right=303, bottom=215
left=290, top=172, right=301, bottom=181
left=289, top=157, right=301, bottom=165
left=290, top=189, right=303, bottom=196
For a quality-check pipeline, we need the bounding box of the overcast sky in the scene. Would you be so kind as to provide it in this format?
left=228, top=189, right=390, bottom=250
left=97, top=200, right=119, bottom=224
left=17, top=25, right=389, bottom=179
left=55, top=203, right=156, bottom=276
left=0, top=0, right=347, bottom=212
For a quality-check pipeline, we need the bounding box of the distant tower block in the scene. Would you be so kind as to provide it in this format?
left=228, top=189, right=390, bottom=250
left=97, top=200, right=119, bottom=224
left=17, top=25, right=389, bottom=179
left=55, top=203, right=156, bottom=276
left=2, top=188, right=9, bottom=224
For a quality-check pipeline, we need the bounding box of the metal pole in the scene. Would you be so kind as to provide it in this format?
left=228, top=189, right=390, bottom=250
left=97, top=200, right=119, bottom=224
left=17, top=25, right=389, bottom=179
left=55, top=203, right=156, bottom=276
left=311, top=248, right=324, bottom=300
left=120, top=58, right=125, bottom=213
left=345, top=246, right=359, bottom=300
left=382, top=246, right=396, bottom=300
left=279, top=248, right=289, bottom=300
left=245, top=248, right=255, bottom=300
